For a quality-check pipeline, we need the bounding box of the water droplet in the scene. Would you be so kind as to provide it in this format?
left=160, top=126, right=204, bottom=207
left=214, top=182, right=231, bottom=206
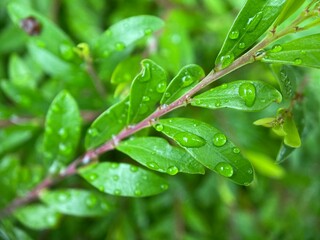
left=86, top=195, right=98, bottom=208
left=167, top=166, right=179, bottom=175
left=232, top=147, right=240, bottom=154
left=220, top=53, right=235, bottom=69
left=213, top=133, right=227, bottom=147
left=238, top=42, right=246, bottom=49
left=113, top=175, right=119, bottom=181
left=160, top=184, right=169, bottom=190
left=174, top=132, right=206, bottom=148
left=142, top=96, right=150, bottom=102
left=142, top=175, right=148, bottom=180
left=238, top=82, right=256, bottom=107
left=247, top=169, right=253, bottom=174
left=147, top=162, right=160, bottom=170
left=154, top=123, right=164, bottom=131
left=246, top=12, right=263, bottom=32
left=130, top=165, right=139, bottom=172
left=58, top=192, right=70, bottom=202
left=134, top=188, right=142, bottom=196
left=88, top=173, right=98, bottom=181
left=115, top=42, right=125, bottom=51
left=46, top=214, right=57, bottom=225
left=58, top=128, right=68, bottom=139
left=140, top=62, right=151, bottom=82
left=144, top=28, right=153, bottom=36
left=164, top=92, right=171, bottom=98
left=271, top=44, right=282, bottom=53
left=88, top=128, right=99, bottom=137
left=215, top=162, right=234, bottom=178
left=229, top=30, right=239, bottom=40
left=113, top=189, right=121, bottom=195
left=156, top=81, right=167, bottom=93
left=294, top=58, right=302, bottom=65
left=215, top=101, right=222, bottom=107
left=181, top=75, right=194, bottom=87
left=221, top=83, right=228, bottom=89
left=194, top=99, right=202, bottom=105
left=111, top=163, right=119, bottom=169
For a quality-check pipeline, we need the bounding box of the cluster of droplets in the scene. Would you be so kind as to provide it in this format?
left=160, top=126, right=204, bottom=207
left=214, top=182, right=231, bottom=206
left=280, top=70, right=294, bottom=97
left=268, top=44, right=303, bottom=65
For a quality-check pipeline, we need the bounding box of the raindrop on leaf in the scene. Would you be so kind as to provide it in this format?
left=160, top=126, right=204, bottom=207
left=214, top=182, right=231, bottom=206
left=174, top=132, right=206, bottom=148
left=239, top=82, right=256, bottom=107
left=213, top=133, right=227, bottom=147
left=215, top=162, right=234, bottom=178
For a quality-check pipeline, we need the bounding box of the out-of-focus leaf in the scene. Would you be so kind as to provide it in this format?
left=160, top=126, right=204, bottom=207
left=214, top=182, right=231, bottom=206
left=128, top=59, right=167, bottom=124
left=273, top=0, right=306, bottom=27
left=157, top=118, right=254, bottom=185
left=160, top=64, right=205, bottom=104
left=43, top=90, right=81, bottom=173
left=40, top=189, right=112, bottom=217
left=191, top=80, right=282, bottom=111
left=17, top=166, right=43, bottom=196
left=79, top=162, right=168, bottom=197
left=262, top=34, right=320, bottom=68
left=215, top=0, right=286, bottom=70
left=85, top=97, right=129, bottom=150
left=9, top=54, right=34, bottom=88
left=117, top=137, right=205, bottom=175
left=0, top=219, right=32, bottom=240
left=14, top=204, right=61, bottom=230
left=0, top=25, right=26, bottom=54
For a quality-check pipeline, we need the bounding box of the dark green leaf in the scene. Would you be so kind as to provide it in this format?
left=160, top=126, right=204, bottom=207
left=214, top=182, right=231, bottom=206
left=157, top=118, right=254, bottom=185
left=191, top=80, right=282, bottom=111
left=43, top=90, right=81, bottom=173
left=262, top=34, right=320, bottom=68
left=40, top=189, right=112, bottom=217
left=79, top=162, right=168, bottom=197
left=14, top=204, right=61, bottom=230
left=276, top=143, right=295, bottom=163
left=273, top=0, right=306, bottom=27
left=215, top=0, right=286, bottom=70
left=160, top=64, right=205, bottom=104
left=117, top=137, right=205, bottom=175
left=85, top=97, right=129, bottom=150
left=128, top=59, right=167, bottom=124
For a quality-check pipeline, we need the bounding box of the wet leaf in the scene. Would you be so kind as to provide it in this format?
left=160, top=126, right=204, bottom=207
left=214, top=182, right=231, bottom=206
left=273, top=0, right=306, bottom=27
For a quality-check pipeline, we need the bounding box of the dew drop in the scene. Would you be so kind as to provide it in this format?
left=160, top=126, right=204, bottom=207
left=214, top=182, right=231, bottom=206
left=134, top=188, right=142, bottom=196
left=164, top=92, right=171, bottom=98
left=88, top=128, right=99, bottom=137
left=215, top=162, right=234, bottom=178
left=88, top=173, right=98, bottom=181
left=221, top=83, right=228, bottom=89
left=154, top=123, right=164, bottom=132
left=58, top=192, right=70, bottom=202
left=58, top=128, right=68, bottom=139
left=156, top=81, right=167, bottom=93
left=46, top=214, right=57, bottom=225
left=86, top=195, right=98, bottom=208
left=140, top=63, right=151, bottom=82
left=144, top=28, right=153, bottom=36
left=246, top=11, right=263, bottom=32
left=142, top=96, right=150, bottom=102
left=147, top=162, right=160, bottom=170
left=174, top=132, right=206, bottom=148
left=111, top=162, right=119, bottom=169
left=101, top=202, right=109, bottom=210
left=130, top=165, right=139, bottom=172
left=229, top=30, right=239, bottom=40
left=112, top=175, right=119, bottom=181
left=160, top=184, right=169, bottom=190
left=247, top=169, right=253, bottom=174
left=238, top=82, right=256, bottom=107
left=113, top=189, right=121, bottom=195
left=294, top=58, right=302, bottom=65
left=220, top=53, right=235, bottom=69
left=52, top=104, right=60, bottom=113
left=166, top=166, right=179, bottom=175
left=194, top=99, right=202, bottom=105
left=213, top=133, right=227, bottom=147
left=181, top=75, right=194, bottom=87
left=271, top=44, right=283, bottom=53
left=115, top=42, right=125, bottom=51
left=232, top=147, right=240, bottom=154
left=215, top=101, right=222, bottom=107
left=238, top=42, right=246, bottom=49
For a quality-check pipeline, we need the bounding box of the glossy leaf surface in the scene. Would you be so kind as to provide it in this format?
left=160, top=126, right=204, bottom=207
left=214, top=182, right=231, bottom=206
left=117, top=137, right=205, bottom=175
left=215, top=0, right=286, bottom=70
left=191, top=80, right=282, bottom=111
left=157, top=118, right=254, bottom=185
left=273, top=0, right=306, bottom=27
left=40, top=189, right=112, bottom=217
left=262, top=34, right=320, bottom=68
left=79, top=162, right=168, bottom=197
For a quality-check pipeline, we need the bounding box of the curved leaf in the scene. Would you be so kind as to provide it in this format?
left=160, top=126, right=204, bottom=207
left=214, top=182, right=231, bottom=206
left=117, top=137, right=205, bottom=175
left=157, top=118, right=254, bottom=185
left=191, top=80, right=282, bottom=111
left=79, top=162, right=168, bottom=197
left=273, top=0, right=306, bottom=27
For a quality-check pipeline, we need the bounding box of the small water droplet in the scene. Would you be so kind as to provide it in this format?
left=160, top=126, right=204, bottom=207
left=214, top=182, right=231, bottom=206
left=114, top=189, right=121, bottom=195
left=142, top=175, right=148, bottom=180
left=294, top=58, right=302, bottom=65
left=140, top=62, right=151, bottom=82
left=103, top=50, right=110, bottom=57
left=88, top=128, right=99, bottom=137
left=229, top=30, right=239, bottom=40
left=174, top=132, right=206, bottom=148
left=46, top=214, right=57, bottom=225
left=215, top=162, right=234, bottom=178
left=164, top=92, right=171, bottom=98
left=166, top=166, right=179, bottom=175
left=58, top=128, right=68, bottom=139
left=115, top=42, right=125, bottom=51
left=113, top=175, right=119, bottom=181
left=86, top=195, right=98, bottom=208
left=246, top=11, right=263, bottom=32
left=160, top=184, right=169, bottom=190
left=134, top=188, right=142, bottom=196
left=220, top=53, right=235, bottom=69
left=213, top=133, right=227, bottom=147
left=232, top=147, right=240, bottom=154
left=247, top=169, right=253, bottom=174
left=181, top=75, right=194, bottom=87
left=156, top=81, right=167, bottom=93
left=142, top=96, right=150, bottom=102
left=100, top=202, right=109, bottom=210
left=144, top=28, right=153, bottom=36
left=215, top=100, right=222, bottom=107
left=194, top=99, right=202, bottom=105
left=130, top=165, right=138, bottom=172
left=111, top=163, right=119, bottom=169
left=271, top=44, right=282, bottom=53
left=58, top=192, right=70, bottom=202
left=88, top=173, right=98, bottom=181
left=238, top=82, right=256, bottom=107
left=147, top=162, right=160, bottom=170
left=154, top=123, right=164, bottom=131
left=221, top=83, right=228, bottom=89
left=238, top=42, right=246, bottom=49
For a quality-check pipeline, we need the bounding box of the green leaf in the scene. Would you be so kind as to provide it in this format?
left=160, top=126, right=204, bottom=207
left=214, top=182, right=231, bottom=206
left=283, top=115, right=301, bottom=148
left=276, top=143, right=295, bottom=163
left=79, top=162, right=168, bottom=197
left=9, top=54, right=35, bottom=88
left=273, top=0, right=306, bottom=27
left=43, top=90, right=81, bottom=173
left=93, top=16, right=164, bottom=59
left=262, top=34, right=320, bottom=68
left=116, top=137, right=205, bottom=175
left=85, top=97, right=129, bottom=150
left=40, top=189, right=112, bottom=217
left=14, top=204, right=61, bottom=230
left=191, top=80, right=282, bottom=111
left=215, top=0, right=286, bottom=70
left=157, top=118, right=254, bottom=185
left=128, top=59, right=167, bottom=123
left=160, top=64, right=205, bottom=104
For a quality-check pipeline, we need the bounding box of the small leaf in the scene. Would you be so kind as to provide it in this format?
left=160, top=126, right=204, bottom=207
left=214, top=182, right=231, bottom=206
left=253, top=117, right=277, bottom=127
left=9, top=54, right=35, bottom=88
left=273, top=0, right=306, bottom=27
left=85, top=97, right=129, bottom=150
left=14, top=204, right=61, bottom=230
left=43, top=90, right=81, bottom=173
left=79, top=162, right=168, bottom=197
left=283, top=115, right=301, bottom=148
left=160, top=64, right=205, bottom=104
left=128, top=59, right=167, bottom=123
left=215, top=0, right=286, bottom=70
left=276, top=143, right=295, bottom=163
left=117, top=137, right=205, bottom=175
left=262, top=34, right=320, bottom=68
left=40, top=189, right=112, bottom=217
left=157, top=118, right=254, bottom=185
left=191, top=80, right=282, bottom=111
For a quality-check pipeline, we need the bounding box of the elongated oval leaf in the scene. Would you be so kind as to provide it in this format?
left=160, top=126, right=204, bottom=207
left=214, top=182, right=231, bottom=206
left=40, top=189, right=112, bottom=217
left=128, top=59, right=167, bottom=123
left=191, top=80, right=282, bottom=111
left=79, top=162, right=168, bottom=197
left=157, top=118, right=254, bottom=185
left=43, top=90, right=81, bottom=173
left=262, top=34, right=320, bottom=68
left=215, top=0, right=286, bottom=70
left=117, top=137, right=205, bottom=175
left=85, top=97, right=129, bottom=150
left=273, top=0, right=306, bottom=27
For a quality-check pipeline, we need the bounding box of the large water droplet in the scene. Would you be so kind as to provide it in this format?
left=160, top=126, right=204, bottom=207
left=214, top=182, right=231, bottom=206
left=147, top=162, right=160, bottom=170
left=215, top=162, right=234, bottom=177
left=246, top=12, right=263, bottom=32
left=213, top=133, right=227, bottom=147
left=154, top=123, right=164, bottom=132
left=140, top=63, right=151, bottom=82
left=238, top=82, right=256, bottom=107
left=181, top=75, right=194, bottom=87
left=115, top=42, right=125, bottom=51
left=86, top=195, right=98, bottom=208
left=220, top=53, right=235, bottom=69
left=156, top=81, right=167, bottom=93
left=174, top=132, right=206, bottom=148
left=229, top=30, right=239, bottom=40
left=271, top=44, right=282, bottom=53
left=166, top=166, right=179, bottom=175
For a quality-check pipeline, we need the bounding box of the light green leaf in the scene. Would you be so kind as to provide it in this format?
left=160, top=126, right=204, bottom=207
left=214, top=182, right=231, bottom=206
left=9, top=54, right=34, bottom=88
left=273, top=0, right=306, bottom=27
left=283, top=115, right=301, bottom=148
left=157, top=118, right=254, bottom=185
left=128, top=59, right=167, bottom=124
left=85, top=97, right=129, bottom=150
left=262, top=34, right=320, bottom=68
left=117, top=137, right=205, bottom=175
left=40, top=189, right=112, bottom=217
left=43, top=90, right=81, bottom=173
left=191, top=80, right=282, bottom=111
left=93, top=16, right=164, bottom=59
left=14, top=204, right=61, bottom=230
left=215, top=0, right=286, bottom=70
left=160, top=64, right=205, bottom=104
left=79, top=162, right=168, bottom=197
